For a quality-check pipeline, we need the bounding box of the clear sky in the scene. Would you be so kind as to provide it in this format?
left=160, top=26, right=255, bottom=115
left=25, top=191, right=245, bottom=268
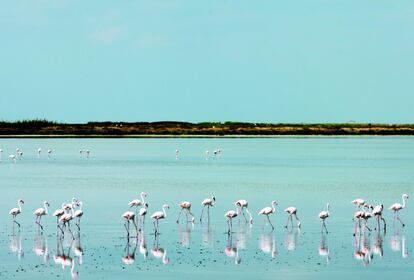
left=1, top=1, right=413, bottom=123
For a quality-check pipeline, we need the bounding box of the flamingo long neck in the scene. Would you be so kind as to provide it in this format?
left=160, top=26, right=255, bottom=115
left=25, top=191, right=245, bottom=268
left=162, top=250, right=167, bottom=262
left=140, top=193, right=146, bottom=204
left=271, top=202, right=276, bottom=213
left=18, top=200, right=22, bottom=212
left=71, top=204, right=75, bottom=216
left=162, top=206, right=167, bottom=218
left=402, top=195, right=406, bottom=209
left=326, top=203, right=330, bottom=214
left=44, top=202, right=49, bottom=214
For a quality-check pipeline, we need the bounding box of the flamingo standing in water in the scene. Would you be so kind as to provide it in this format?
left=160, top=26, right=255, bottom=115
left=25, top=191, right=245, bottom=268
left=318, top=203, right=330, bottom=234
left=9, top=154, right=16, bottom=163
left=351, top=198, right=365, bottom=209
left=258, top=200, right=278, bottom=230
left=353, top=204, right=373, bottom=236
left=139, top=202, right=148, bottom=231
left=373, top=204, right=386, bottom=231
left=177, top=201, right=195, bottom=223
left=200, top=196, right=215, bottom=222
left=225, top=209, right=238, bottom=235
left=63, top=198, right=78, bottom=212
left=389, top=194, right=409, bottom=227
left=151, top=204, right=170, bottom=235
left=284, top=206, right=301, bottom=229
left=47, top=149, right=52, bottom=158
left=53, top=204, right=66, bottom=230
left=9, top=199, right=24, bottom=228
left=235, top=199, right=252, bottom=224
left=86, top=150, right=90, bottom=158
left=175, top=149, right=179, bottom=159
left=37, top=148, right=42, bottom=158
left=74, top=201, right=84, bottom=230
left=59, top=203, right=76, bottom=238
left=0, top=148, right=3, bottom=161
left=33, top=201, right=50, bottom=230
left=128, top=192, right=147, bottom=223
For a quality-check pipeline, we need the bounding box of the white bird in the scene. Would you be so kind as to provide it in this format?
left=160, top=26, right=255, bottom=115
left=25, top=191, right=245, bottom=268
left=138, top=202, right=148, bottom=231
left=63, top=198, right=78, bottom=212
left=53, top=203, right=66, bottom=231
left=151, top=204, right=170, bottom=235
left=0, top=148, right=3, bottom=161
left=33, top=201, right=50, bottom=230
left=200, top=196, right=215, bottom=222
left=318, top=203, right=330, bottom=234
left=59, top=203, right=76, bottom=238
left=74, top=201, right=84, bottom=230
left=258, top=200, right=278, bottom=230
left=235, top=199, right=252, bottom=224
left=122, top=210, right=138, bottom=237
left=47, top=149, right=52, bottom=158
left=175, top=149, right=179, bottom=159
left=9, top=154, right=16, bottom=163
left=128, top=192, right=147, bottom=209
left=389, top=194, right=409, bottom=227
left=205, top=150, right=209, bottom=160
left=177, top=201, right=195, bottom=223
left=373, top=204, right=386, bottom=231
left=284, top=206, right=301, bottom=229
left=351, top=198, right=365, bottom=209
left=9, top=199, right=24, bottom=228
left=224, top=209, right=238, bottom=235
left=37, top=148, right=42, bottom=158
left=86, top=150, right=90, bottom=158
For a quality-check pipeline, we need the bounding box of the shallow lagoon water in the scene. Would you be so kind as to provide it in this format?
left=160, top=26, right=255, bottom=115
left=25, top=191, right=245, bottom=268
left=0, top=137, right=413, bottom=279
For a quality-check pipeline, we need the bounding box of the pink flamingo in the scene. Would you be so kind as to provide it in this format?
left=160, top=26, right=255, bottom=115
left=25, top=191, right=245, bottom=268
left=372, top=204, right=386, bottom=231
left=389, top=194, right=409, bottom=227
left=235, top=199, right=252, bottom=224
left=177, top=201, right=195, bottom=223
left=258, top=200, right=278, bottom=230
left=351, top=198, right=365, bottom=209
left=33, top=201, right=50, bottom=230
left=59, top=202, right=76, bottom=239
left=63, top=198, right=78, bottom=212
left=200, top=196, right=215, bottom=222
left=225, top=209, right=238, bottom=235
left=318, top=203, right=330, bottom=234
left=151, top=204, right=170, bottom=235
left=353, top=204, right=373, bottom=236
left=284, top=206, right=301, bottom=229
left=9, top=199, right=24, bottom=228
left=122, top=210, right=138, bottom=238
left=128, top=192, right=147, bottom=222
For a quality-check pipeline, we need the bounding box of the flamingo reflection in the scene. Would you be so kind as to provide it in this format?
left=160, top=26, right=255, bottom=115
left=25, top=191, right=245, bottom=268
left=259, top=231, right=277, bottom=259
left=318, top=233, right=330, bottom=265
left=33, top=232, right=49, bottom=263
left=152, top=235, right=169, bottom=265
left=371, top=231, right=384, bottom=259
left=224, top=233, right=241, bottom=265
left=390, top=229, right=409, bottom=258
left=201, top=222, right=215, bottom=248
left=122, top=237, right=137, bottom=265
left=139, top=234, right=148, bottom=259
left=178, top=221, right=193, bottom=247
left=9, top=230, right=24, bottom=261
left=353, top=232, right=372, bottom=267
left=284, top=228, right=298, bottom=252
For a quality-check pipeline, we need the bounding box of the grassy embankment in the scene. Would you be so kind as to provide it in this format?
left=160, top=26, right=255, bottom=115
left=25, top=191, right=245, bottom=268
left=1, top=119, right=414, bottom=137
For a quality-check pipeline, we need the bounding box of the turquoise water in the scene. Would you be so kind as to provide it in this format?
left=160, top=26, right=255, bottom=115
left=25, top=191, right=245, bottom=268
left=0, top=137, right=413, bottom=279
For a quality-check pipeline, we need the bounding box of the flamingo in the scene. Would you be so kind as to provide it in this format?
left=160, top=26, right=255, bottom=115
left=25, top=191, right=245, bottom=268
left=351, top=198, right=365, bottom=209
left=319, top=203, right=330, bottom=234
left=53, top=203, right=66, bottom=230
left=225, top=209, right=238, bottom=235
left=47, top=149, right=52, bottom=157
left=151, top=204, right=170, bottom=235
left=59, top=202, right=76, bottom=239
left=9, top=199, right=24, bottom=228
left=33, top=201, right=50, bottom=230
left=122, top=210, right=138, bottom=238
left=122, top=239, right=137, bottom=265
left=353, top=204, right=373, bottom=236
left=16, top=148, right=20, bottom=159
left=372, top=204, right=386, bottom=231
left=258, top=200, right=278, bottom=230
left=177, top=201, right=195, bottom=223
left=284, top=206, right=301, bottom=229
left=74, top=201, right=83, bottom=230
left=37, top=148, right=42, bottom=158
left=138, top=202, right=148, bottom=231
left=205, top=150, right=209, bottom=160
left=86, top=150, right=90, bottom=158
left=128, top=192, right=147, bottom=217
left=235, top=199, right=252, bottom=224
left=175, top=149, right=179, bottom=159
left=151, top=238, right=169, bottom=265
left=224, top=234, right=241, bottom=265
left=79, top=150, right=82, bottom=157
left=389, top=194, right=409, bottom=227
left=200, top=196, right=215, bottom=222
left=0, top=148, right=3, bottom=162
left=9, top=154, right=16, bottom=163
left=63, top=198, right=78, bottom=212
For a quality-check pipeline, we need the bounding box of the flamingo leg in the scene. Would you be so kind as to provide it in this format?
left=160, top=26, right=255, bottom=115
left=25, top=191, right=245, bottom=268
left=323, top=220, right=328, bottom=234
left=242, top=208, right=248, bottom=223
left=294, top=213, right=300, bottom=227
left=188, top=209, right=195, bottom=221
left=132, top=218, right=139, bottom=237
left=177, top=209, right=183, bottom=223
left=153, top=219, right=157, bottom=235
left=156, top=219, right=160, bottom=235
left=207, top=206, right=210, bottom=222
left=200, top=205, right=205, bottom=222
left=396, top=211, right=405, bottom=227
left=285, top=214, right=291, bottom=228
left=229, top=218, right=233, bottom=234
left=365, top=220, right=371, bottom=232
left=266, top=215, right=274, bottom=231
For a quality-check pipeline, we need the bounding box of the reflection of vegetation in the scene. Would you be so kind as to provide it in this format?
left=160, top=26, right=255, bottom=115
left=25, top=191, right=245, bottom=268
left=0, top=120, right=414, bottom=136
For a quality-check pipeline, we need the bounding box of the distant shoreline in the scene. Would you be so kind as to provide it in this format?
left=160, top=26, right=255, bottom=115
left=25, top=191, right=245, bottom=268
left=1, top=120, right=414, bottom=137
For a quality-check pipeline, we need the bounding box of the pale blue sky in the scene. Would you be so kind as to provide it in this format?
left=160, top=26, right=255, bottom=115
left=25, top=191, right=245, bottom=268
left=1, top=1, right=413, bottom=123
